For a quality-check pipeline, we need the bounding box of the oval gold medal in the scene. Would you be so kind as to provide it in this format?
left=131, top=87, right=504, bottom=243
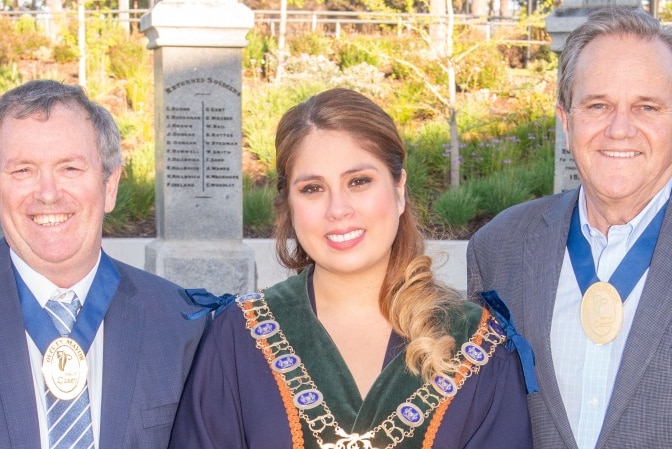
left=580, top=282, right=624, bottom=345
left=42, top=337, right=88, bottom=400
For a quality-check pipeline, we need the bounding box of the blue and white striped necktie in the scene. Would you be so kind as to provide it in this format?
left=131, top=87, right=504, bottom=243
left=44, top=290, right=95, bottom=449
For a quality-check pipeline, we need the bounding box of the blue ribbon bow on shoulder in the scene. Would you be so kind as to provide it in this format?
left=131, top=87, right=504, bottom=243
left=480, top=290, right=539, bottom=394
left=183, top=288, right=236, bottom=320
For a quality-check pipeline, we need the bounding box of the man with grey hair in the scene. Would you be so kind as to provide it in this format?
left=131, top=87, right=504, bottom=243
left=468, top=6, right=672, bottom=449
left=0, top=80, right=205, bottom=448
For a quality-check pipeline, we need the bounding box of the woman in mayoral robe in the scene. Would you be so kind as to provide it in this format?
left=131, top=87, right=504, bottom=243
left=169, top=88, right=534, bottom=449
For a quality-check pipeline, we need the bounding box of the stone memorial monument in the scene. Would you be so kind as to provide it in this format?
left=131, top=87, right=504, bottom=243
left=546, top=0, right=641, bottom=193
left=140, top=0, right=256, bottom=294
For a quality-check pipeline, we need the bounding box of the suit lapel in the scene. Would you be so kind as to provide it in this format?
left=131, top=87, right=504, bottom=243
left=99, top=271, right=143, bottom=449
left=0, top=242, right=42, bottom=449
left=523, top=191, right=579, bottom=449
left=596, top=200, right=672, bottom=447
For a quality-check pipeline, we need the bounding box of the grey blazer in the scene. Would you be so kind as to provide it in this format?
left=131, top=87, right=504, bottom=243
left=0, top=239, right=206, bottom=449
left=467, top=189, right=672, bottom=449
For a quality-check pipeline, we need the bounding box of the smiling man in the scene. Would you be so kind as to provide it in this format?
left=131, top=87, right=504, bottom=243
left=0, top=80, right=205, bottom=449
left=467, top=6, right=672, bottom=449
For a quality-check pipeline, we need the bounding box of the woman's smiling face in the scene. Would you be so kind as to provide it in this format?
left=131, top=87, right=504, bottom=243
left=288, top=129, right=406, bottom=278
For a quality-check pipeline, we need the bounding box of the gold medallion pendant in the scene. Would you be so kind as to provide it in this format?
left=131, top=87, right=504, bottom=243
left=42, top=337, right=88, bottom=400
left=580, top=282, right=624, bottom=345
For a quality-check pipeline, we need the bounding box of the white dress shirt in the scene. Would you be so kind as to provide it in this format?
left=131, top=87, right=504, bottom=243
left=12, top=250, right=105, bottom=449
left=551, top=180, right=672, bottom=449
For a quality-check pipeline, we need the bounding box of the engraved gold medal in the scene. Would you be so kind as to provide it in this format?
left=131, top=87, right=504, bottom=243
left=42, top=337, right=88, bottom=400
left=580, top=282, right=624, bottom=345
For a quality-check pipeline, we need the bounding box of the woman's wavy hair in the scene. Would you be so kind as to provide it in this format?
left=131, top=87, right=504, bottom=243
left=273, top=88, right=465, bottom=380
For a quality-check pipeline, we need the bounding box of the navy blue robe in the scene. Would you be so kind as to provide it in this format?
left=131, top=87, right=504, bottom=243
left=169, top=269, right=532, bottom=448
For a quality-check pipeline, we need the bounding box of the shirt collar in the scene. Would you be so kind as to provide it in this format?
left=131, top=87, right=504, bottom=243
left=578, top=178, right=672, bottom=244
left=10, top=249, right=102, bottom=307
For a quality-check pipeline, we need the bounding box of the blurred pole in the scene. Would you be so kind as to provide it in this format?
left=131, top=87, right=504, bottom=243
left=78, top=0, right=86, bottom=87
left=275, top=0, right=287, bottom=82
left=525, top=0, right=531, bottom=67
left=119, top=0, right=130, bottom=33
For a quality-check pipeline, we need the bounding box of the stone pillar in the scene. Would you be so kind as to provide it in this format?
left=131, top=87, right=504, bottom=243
left=140, top=0, right=256, bottom=294
left=546, top=0, right=640, bottom=193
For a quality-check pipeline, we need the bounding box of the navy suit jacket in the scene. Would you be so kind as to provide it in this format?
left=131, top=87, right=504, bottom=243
left=0, top=238, right=206, bottom=449
left=467, top=189, right=672, bottom=449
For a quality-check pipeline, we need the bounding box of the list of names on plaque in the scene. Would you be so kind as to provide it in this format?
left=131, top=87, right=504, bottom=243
left=164, top=93, right=239, bottom=196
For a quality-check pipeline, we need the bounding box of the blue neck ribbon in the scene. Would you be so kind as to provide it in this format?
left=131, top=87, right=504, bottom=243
left=567, top=201, right=668, bottom=299
left=479, top=290, right=539, bottom=394
left=16, top=252, right=120, bottom=354
left=183, top=288, right=236, bottom=320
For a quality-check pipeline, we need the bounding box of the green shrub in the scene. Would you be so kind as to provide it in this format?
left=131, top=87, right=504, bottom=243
left=458, top=109, right=555, bottom=181
left=104, top=181, right=136, bottom=235
left=244, top=28, right=278, bottom=79
left=662, top=3, right=672, bottom=21
left=456, top=90, right=509, bottom=140
left=460, top=135, right=525, bottom=180
left=511, top=144, right=554, bottom=197
left=433, top=185, right=481, bottom=227
left=404, top=150, right=433, bottom=223
left=0, top=16, right=51, bottom=64
left=388, top=78, right=434, bottom=124
left=107, top=32, right=152, bottom=111
left=335, top=40, right=381, bottom=69
left=50, top=18, right=79, bottom=64
left=243, top=82, right=325, bottom=169
left=104, top=142, right=155, bottom=235
left=455, top=42, right=508, bottom=91
left=288, top=31, right=332, bottom=56
left=404, top=121, right=451, bottom=186
left=108, top=32, right=146, bottom=80
left=0, top=63, right=22, bottom=91
left=52, top=43, right=79, bottom=63
left=469, top=171, right=534, bottom=217
left=13, top=15, right=51, bottom=58
left=385, top=35, right=425, bottom=82
left=405, top=149, right=431, bottom=198
left=243, top=181, right=276, bottom=236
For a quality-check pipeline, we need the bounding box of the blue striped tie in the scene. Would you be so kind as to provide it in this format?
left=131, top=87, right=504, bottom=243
left=44, top=291, right=95, bottom=449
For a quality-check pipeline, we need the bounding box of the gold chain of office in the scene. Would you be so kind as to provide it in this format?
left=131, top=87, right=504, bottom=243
left=236, top=291, right=506, bottom=449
